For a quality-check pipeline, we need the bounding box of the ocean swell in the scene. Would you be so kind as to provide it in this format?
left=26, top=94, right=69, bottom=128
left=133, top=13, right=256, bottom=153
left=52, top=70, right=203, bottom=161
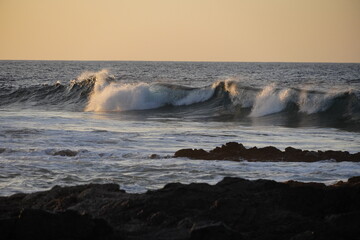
left=85, top=75, right=215, bottom=111
left=0, top=69, right=359, bottom=130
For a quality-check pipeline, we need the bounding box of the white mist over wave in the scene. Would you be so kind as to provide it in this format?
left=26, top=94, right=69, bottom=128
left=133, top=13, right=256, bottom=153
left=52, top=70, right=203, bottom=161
left=250, top=85, right=293, bottom=117
left=223, top=80, right=255, bottom=108
left=74, top=69, right=113, bottom=89
left=217, top=79, right=356, bottom=117
left=77, top=70, right=357, bottom=118
left=298, top=89, right=345, bottom=114
left=85, top=70, right=215, bottom=112
left=247, top=84, right=355, bottom=117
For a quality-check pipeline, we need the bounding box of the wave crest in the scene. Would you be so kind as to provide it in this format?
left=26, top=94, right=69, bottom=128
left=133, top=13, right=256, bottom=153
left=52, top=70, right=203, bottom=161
left=85, top=72, right=215, bottom=112
left=1, top=70, right=359, bottom=131
left=250, top=85, right=293, bottom=117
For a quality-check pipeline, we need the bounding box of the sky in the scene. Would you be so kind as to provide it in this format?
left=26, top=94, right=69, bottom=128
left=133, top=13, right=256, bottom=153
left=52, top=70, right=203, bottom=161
left=0, top=0, right=359, bottom=62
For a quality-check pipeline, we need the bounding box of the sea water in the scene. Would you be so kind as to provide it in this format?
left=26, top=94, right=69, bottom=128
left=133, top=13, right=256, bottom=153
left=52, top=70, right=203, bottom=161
left=0, top=61, right=359, bottom=196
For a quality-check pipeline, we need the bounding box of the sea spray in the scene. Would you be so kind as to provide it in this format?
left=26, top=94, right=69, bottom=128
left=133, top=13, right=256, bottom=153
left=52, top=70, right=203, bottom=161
left=1, top=61, right=360, bottom=197
left=221, top=79, right=255, bottom=108
left=1, top=68, right=359, bottom=125
left=298, top=89, right=348, bottom=114
left=85, top=70, right=215, bottom=112
left=250, top=85, right=293, bottom=117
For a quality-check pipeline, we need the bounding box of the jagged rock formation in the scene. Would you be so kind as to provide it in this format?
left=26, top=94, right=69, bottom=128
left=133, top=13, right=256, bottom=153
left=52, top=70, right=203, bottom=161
left=174, top=142, right=360, bottom=162
left=1, top=177, right=360, bottom=239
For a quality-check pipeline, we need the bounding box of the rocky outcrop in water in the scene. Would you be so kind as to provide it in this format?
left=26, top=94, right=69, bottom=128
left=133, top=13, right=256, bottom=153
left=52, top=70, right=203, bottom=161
left=53, top=149, right=78, bottom=157
left=1, top=177, right=360, bottom=239
left=174, top=142, right=360, bottom=162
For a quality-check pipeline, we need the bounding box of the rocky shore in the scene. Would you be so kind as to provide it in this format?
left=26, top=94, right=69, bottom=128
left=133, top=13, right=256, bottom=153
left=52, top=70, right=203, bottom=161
left=174, top=142, right=360, bottom=162
left=1, top=176, right=360, bottom=240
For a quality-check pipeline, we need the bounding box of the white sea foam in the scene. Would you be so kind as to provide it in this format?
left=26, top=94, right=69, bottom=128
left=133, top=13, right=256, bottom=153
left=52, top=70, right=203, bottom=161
left=174, top=87, right=214, bottom=106
left=78, top=71, right=357, bottom=118
left=85, top=70, right=215, bottom=112
left=250, top=85, right=293, bottom=117
left=1, top=61, right=360, bottom=197
left=298, top=89, right=344, bottom=114
left=222, top=79, right=255, bottom=108
left=232, top=83, right=354, bottom=117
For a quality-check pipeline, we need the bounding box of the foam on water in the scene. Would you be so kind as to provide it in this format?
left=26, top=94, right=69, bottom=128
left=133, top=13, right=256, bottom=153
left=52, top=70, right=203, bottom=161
left=298, top=89, right=346, bottom=114
left=1, top=110, right=359, bottom=196
left=249, top=85, right=293, bottom=117
left=1, top=69, right=359, bottom=126
left=85, top=70, right=215, bottom=111
left=1, top=61, right=360, bottom=196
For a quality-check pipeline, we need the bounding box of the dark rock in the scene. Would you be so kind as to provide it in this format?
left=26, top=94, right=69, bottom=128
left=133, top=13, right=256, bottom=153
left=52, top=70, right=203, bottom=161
left=149, top=154, right=161, bottom=159
left=177, top=217, right=194, bottom=229
left=290, top=231, right=315, bottom=240
left=148, top=211, right=168, bottom=225
left=324, top=211, right=360, bottom=240
left=1, top=177, right=360, bottom=239
left=174, top=142, right=360, bottom=162
left=285, top=146, right=302, bottom=154
left=349, top=152, right=360, bottom=162
left=190, top=222, right=240, bottom=240
left=0, top=209, right=114, bottom=240
left=53, top=149, right=78, bottom=157
left=174, top=148, right=209, bottom=159
left=0, top=148, right=5, bottom=154
left=348, top=176, right=360, bottom=184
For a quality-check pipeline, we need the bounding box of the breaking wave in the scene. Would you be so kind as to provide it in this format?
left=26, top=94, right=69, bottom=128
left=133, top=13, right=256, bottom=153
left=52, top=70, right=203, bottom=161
left=1, top=70, right=359, bottom=130
left=85, top=70, right=215, bottom=112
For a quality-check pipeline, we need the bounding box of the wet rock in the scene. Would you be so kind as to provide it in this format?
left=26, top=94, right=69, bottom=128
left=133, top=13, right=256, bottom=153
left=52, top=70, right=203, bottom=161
left=0, top=209, right=114, bottom=240
left=290, top=231, right=315, bottom=240
left=174, top=148, right=209, bottom=159
left=175, top=142, right=360, bottom=162
left=148, top=211, right=168, bottom=225
left=324, top=211, right=360, bottom=239
left=149, top=154, right=161, bottom=159
left=0, top=177, right=360, bottom=239
left=190, top=222, right=240, bottom=240
left=53, top=149, right=78, bottom=157
left=177, top=217, right=194, bottom=229
left=348, top=176, right=360, bottom=184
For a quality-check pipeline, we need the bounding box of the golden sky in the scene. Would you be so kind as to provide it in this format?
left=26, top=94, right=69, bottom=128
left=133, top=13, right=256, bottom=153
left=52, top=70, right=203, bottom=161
left=1, top=0, right=359, bottom=62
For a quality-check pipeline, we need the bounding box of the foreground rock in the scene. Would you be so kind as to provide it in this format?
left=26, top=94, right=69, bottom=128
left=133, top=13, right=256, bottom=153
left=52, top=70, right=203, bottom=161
left=1, top=177, right=360, bottom=239
left=175, top=142, right=360, bottom=162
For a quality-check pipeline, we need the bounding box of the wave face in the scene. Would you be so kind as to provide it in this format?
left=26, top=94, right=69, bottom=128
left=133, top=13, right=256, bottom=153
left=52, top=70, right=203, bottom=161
left=0, top=70, right=97, bottom=111
left=1, top=69, right=359, bottom=130
left=85, top=70, right=215, bottom=112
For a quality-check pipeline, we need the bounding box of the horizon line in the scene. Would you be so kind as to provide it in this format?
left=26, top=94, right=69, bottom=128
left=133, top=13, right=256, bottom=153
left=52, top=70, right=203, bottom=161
left=0, top=59, right=359, bottom=64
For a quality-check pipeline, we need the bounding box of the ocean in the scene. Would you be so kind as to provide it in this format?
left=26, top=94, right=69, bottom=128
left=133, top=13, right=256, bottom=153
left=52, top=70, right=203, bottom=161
left=0, top=60, right=359, bottom=196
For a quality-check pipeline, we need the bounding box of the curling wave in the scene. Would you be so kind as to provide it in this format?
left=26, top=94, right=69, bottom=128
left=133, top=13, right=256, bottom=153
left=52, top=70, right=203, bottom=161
left=85, top=71, right=215, bottom=112
left=0, top=70, right=359, bottom=130
left=0, top=70, right=99, bottom=110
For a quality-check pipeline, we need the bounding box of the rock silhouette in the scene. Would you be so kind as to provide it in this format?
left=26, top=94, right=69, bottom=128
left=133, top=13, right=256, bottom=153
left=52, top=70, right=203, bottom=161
left=1, top=177, right=360, bottom=239
left=174, top=142, right=360, bottom=162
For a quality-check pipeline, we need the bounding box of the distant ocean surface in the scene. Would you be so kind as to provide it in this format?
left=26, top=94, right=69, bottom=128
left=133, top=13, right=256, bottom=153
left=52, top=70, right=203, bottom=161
left=1, top=61, right=360, bottom=196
